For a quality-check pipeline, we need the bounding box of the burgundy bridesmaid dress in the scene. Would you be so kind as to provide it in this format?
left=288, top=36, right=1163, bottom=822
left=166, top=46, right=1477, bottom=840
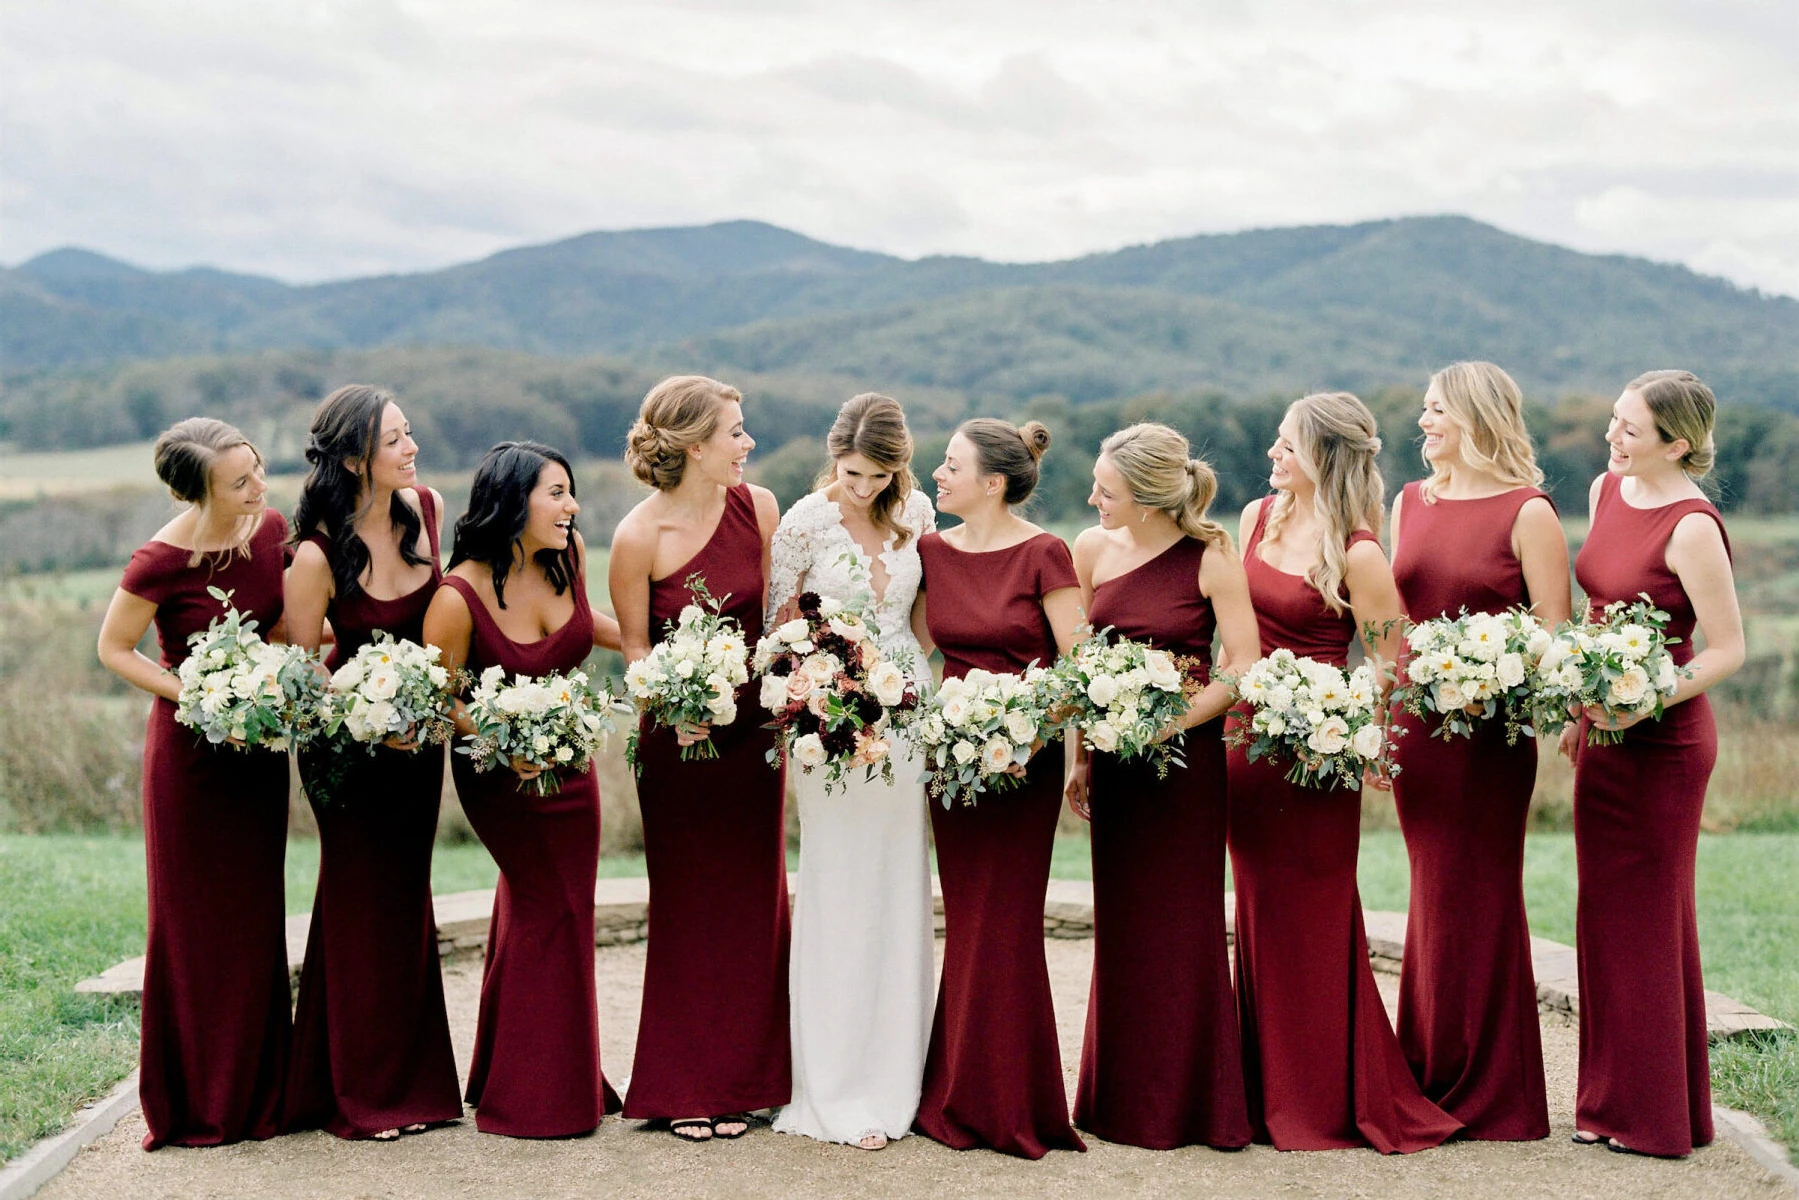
left=286, top=489, right=463, bottom=1138
left=1226, top=497, right=1461, bottom=1153
left=443, top=565, right=622, bottom=1137
left=912, top=530, right=1086, bottom=1159
left=121, top=512, right=293, bottom=1151
left=1389, top=482, right=1551, bottom=1140
left=1571, top=471, right=1729, bottom=1157
left=1075, top=537, right=1251, bottom=1150
left=623, top=483, right=792, bottom=1120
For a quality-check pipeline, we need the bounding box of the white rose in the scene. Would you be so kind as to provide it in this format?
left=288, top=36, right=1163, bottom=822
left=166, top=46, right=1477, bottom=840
left=777, top=618, right=810, bottom=644
left=979, top=737, right=1015, bottom=774
left=951, top=739, right=979, bottom=765
left=1555, top=662, right=1583, bottom=691
left=1087, top=720, right=1119, bottom=753
left=1654, top=655, right=1678, bottom=695
left=922, top=715, right=946, bottom=743
left=426, top=664, right=449, bottom=688
left=941, top=694, right=973, bottom=727
left=230, top=671, right=259, bottom=699
left=1496, top=652, right=1526, bottom=689
left=1526, top=627, right=1553, bottom=659
left=1307, top=715, right=1350, bottom=756
left=790, top=732, right=828, bottom=769
left=759, top=673, right=791, bottom=712
left=1351, top=722, right=1385, bottom=760
left=331, top=659, right=366, bottom=690
left=362, top=664, right=400, bottom=701
left=674, top=659, right=696, bottom=679
left=867, top=661, right=907, bottom=707
left=1433, top=680, right=1467, bottom=712
left=1142, top=651, right=1182, bottom=691
left=1607, top=665, right=1651, bottom=708
left=1003, top=710, right=1037, bottom=744
left=479, top=664, right=506, bottom=692
left=555, top=745, right=575, bottom=763
left=705, top=675, right=735, bottom=715
left=363, top=698, right=397, bottom=733
left=532, top=733, right=552, bottom=754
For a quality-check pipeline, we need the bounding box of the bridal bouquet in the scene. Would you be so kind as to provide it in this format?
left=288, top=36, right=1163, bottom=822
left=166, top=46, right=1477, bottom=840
left=459, top=665, right=624, bottom=796
left=623, top=574, right=750, bottom=767
left=907, top=666, right=1056, bottom=807
left=321, top=634, right=456, bottom=749
left=753, top=590, right=921, bottom=792
left=1532, top=594, right=1685, bottom=746
left=174, top=586, right=324, bottom=752
left=1227, top=648, right=1392, bottom=789
left=1045, top=632, right=1197, bottom=776
left=1398, top=608, right=1553, bottom=744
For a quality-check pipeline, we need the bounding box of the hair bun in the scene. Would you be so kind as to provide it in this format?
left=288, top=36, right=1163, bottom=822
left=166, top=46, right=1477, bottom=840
left=1017, top=420, right=1052, bottom=462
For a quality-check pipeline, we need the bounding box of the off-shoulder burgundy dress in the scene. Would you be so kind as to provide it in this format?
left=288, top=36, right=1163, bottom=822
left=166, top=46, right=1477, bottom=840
left=1572, top=471, right=1729, bottom=1157
left=443, top=564, right=621, bottom=1137
left=912, top=530, right=1087, bottom=1159
left=121, top=511, right=293, bottom=1151
left=1074, top=536, right=1250, bottom=1150
left=1389, top=482, right=1551, bottom=1140
left=286, top=489, right=462, bottom=1138
left=1226, top=498, right=1461, bottom=1153
left=623, top=483, right=792, bottom=1120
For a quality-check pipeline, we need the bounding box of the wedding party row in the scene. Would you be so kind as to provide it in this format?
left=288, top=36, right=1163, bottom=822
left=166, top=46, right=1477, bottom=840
left=94, top=362, right=1742, bottom=1162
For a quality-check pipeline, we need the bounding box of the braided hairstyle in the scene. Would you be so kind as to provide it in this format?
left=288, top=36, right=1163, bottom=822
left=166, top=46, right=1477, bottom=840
left=291, top=385, right=429, bottom=601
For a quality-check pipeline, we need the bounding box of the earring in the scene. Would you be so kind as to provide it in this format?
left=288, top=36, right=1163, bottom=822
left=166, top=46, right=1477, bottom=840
left=1139, top=509, right=1149, bottom=523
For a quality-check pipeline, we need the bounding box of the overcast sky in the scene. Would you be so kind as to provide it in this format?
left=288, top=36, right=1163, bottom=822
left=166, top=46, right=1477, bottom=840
left=4, top=0, right=1797, bottom=296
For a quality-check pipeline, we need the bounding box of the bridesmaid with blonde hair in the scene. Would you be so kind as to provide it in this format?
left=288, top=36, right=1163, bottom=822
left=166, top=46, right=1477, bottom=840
left=1225, top=392, right=1460, bottom=1153
left=1066, top=422, right=1258, bottom=1150
left=1389, top=362, right=1568, bottom=1140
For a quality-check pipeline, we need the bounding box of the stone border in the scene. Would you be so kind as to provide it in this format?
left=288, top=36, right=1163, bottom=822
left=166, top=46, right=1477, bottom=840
left=1715, top=1105, right=1799, bottom=1193
left=0, top=1072, right=139, bottom=1200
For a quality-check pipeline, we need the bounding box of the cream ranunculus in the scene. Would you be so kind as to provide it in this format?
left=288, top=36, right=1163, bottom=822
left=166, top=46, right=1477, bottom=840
left=867, top=661, right=907, bottom=707
left=1433, top=680, right=1467, bottom=712
left=705, top=675, right=736, bottom=714
left=1608, top=664, right=1651, bottom=708
left=979, top=737, right=1015, bottom=774
left=792, top=733, right=828, bottom=769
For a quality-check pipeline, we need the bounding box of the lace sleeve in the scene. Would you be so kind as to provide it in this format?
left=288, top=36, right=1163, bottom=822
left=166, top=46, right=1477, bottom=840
left=765, top=500, right=817, bottom=625
left=907, top=488, right=938, bottom=540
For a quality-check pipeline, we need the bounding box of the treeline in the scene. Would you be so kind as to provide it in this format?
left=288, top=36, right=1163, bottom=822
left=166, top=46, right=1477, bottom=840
left=6, top=346, right=1799, bottom=529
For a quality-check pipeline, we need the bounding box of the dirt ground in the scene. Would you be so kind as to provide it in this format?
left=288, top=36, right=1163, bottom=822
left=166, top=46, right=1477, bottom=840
left=39, top=939, right=1793, bottom=1200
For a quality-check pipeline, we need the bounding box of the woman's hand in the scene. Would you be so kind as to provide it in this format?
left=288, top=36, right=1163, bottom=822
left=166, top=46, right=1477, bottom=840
left=1064, top=758, right=1091, bottom=821
left=674, top=718, right=713, bottom=748
left=507, top=756, right=545, bottom=783
left=383, top=729, right=421, bottom=752
left=1557, top=723, right=1582, bottom=762
left=1581, top=705, right=1646, bottom=734
left=1361, top=761, right=1394, bottom=792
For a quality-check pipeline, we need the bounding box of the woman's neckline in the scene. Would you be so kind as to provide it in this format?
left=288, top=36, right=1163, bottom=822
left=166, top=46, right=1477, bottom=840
left=1092, top=534, right=1188, bottom=591
left=651, top=485, right=736, bottom=584
left=1613, top=473, right=1709, bottom=513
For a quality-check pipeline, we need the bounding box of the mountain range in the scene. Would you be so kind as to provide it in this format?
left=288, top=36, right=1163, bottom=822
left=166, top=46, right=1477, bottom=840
left=5, top=216, right=1797, bottom=409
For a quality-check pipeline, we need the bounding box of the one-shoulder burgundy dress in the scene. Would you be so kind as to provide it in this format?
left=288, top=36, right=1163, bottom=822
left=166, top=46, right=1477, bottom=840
left=1572, top=471, right=1729, bottom=1157
left=1226, top=498, right=1461, bottom=1153
left=1074, top=536, right=1250, bottom=1150
left=443, top=563, right=621, bottom=1137
left=623, top=483, right=792, bottom=1120
left=912, top=530, right=1087, bottom=1159
left=121, top=512, right=293, bottom=1151
left=286, top=489, right=463, bottom=1138
left=1389, top=482, right=1551, bottom=1140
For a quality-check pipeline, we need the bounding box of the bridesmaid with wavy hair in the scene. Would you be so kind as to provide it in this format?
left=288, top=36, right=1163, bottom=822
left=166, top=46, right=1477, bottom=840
left=610, top=375, right=789, bottom=1143
left=283, top=384, right=462, bottom=1142
left=422, top=440, right=625, bottom=1138
left=97, top=418, right=291, bottom=1150
left=913, top=417, right=1086, bottom=1160
left=1389, top=362, right=1569, bottom=1141
left=1565, top=371, right=1743, bottom=1158
left=1225, top=392, right=1460, bottom=1153
left=1066, top=422, right=1258, bottom=1151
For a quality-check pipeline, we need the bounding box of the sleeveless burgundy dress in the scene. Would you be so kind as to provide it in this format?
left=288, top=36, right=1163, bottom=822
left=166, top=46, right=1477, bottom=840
left=1226, top=498, right=1460, bottom=1153
left=443, top=563, right=622, bottom=1137
left=1572, top=471, right=1729, bottom=1157
left=623, top=483, right=792, bottom=1120
left=121, top=512, right=292, bottom=1151
left=1389, top=483, right=1551, bottom=1140
left=1075, top=536, right=1250, bottom=1150
left=286, top=490, right=462, bottom=1138
left=913, top=530, right=1086, bottom=1159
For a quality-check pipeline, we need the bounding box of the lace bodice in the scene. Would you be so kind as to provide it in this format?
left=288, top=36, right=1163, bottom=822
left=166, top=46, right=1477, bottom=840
left=766, top=488, right=935, bottom=663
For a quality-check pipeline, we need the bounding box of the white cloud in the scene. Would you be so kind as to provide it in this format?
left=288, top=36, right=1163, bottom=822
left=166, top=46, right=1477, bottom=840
left=1, top=0, right=1795, bottom=295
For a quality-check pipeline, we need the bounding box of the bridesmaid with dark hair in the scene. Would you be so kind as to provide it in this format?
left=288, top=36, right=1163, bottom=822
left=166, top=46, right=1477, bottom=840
left=1565, top=370, right=1743, bottom=1158
left=913, top=417, right=1087, bottom=1160
left=283, top=385, right=462, bottom=1141
left=1225, top=392, right=1460, bottom=1153
left=421, top=440, right=625, bottom=1138
left=610, top=375, right=789, bottom=1143
left=1064, top=423, right=1258, bottom=1151
left=1388, top=362, right=1568, bottom=1141
left=96, top=418, right=291, bottom=1150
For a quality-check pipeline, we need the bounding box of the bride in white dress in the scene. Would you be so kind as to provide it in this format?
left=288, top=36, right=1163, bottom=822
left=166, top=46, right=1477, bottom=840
left=765, top=393, right=936, bottom=1151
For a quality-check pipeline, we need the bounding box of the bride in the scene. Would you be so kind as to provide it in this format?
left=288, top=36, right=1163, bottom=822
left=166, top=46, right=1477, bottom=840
left=766, top=393, right=936, bottom=1151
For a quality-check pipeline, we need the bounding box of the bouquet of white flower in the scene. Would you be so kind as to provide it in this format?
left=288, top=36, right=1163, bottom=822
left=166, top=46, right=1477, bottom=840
left=623, top=574, right=750, bottom=768
left=1532, top=594, right=1685, bottom=747
left=753, top=589, right=921, bottom=793
left=321, top=634, right=456, bottom=748
left=1045, top=632, right=1197, bottom=776
left=459, top=665, right=624, bottom=796
left=174, top=586, right=323, bottom=752
left=1227, top=648, right=1393, bottom=789
left=1398, top=608, right=1553, bottom=744
left=906, top=666, right=1056, bottom=807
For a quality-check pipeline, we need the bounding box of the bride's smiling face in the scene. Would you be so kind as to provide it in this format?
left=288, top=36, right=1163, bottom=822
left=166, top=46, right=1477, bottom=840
left=833, top=452, right=896, bottom=513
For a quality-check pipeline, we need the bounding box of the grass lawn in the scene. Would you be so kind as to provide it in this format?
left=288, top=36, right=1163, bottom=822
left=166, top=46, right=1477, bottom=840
left=2, top=829, right=1795, bottom=1165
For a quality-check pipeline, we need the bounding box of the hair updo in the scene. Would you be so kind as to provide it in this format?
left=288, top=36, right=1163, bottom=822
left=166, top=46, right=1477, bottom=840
left=153, top=416, right=260, bottom=506
left=625, top=375, right=743, bottom=491
left=1098, top=423, right=1231, bottom=550
left=1628, top=369, right=1717, bottom=480
left=816, top=392, right=919, bottom=547
left=958, top=418, right=1051, bottom=505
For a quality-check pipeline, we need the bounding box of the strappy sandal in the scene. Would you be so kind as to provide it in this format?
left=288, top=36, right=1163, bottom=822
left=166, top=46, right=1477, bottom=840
left=856, top=1129, right=889, bottom=1151
left=710, top=1114, right=753, bottom=1140
left=371, top=1128, right=401, bottom=1142
left=1571, top=1131, right=1605, bottom=1147
left=670, top=1118, right=714, bottom=1143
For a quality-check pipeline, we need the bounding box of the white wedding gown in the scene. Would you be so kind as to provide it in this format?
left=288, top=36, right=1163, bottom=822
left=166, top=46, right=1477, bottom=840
left=766, top=488, right=937, bottom=1146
